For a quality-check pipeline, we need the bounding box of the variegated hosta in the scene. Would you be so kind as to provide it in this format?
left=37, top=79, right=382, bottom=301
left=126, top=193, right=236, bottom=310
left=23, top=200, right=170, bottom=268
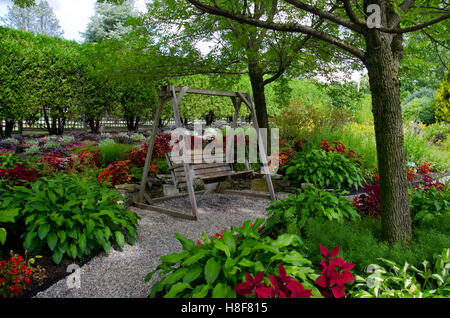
left=349, top=248, right=450, bottom=298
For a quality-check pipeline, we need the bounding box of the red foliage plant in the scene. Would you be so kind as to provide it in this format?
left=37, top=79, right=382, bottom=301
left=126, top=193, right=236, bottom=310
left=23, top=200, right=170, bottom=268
left=0, top=255, right=33, bottom=298
left=294, top=139, right=306, bottom=152
left=353, top=184, right=381, bottom=217
left=0, top=163, right=41, bottom=187
left=234, top=264, right=312, bottom=298
left=76, top=148, right=101, bottom=167
left=98, top=160, right=133, bottom=186
left=40, top=153, right=74, bottom=171
left=315, top=245, right=355, bottom=298
left=321, top=140, right=357, bottom=160
left=419, top=162, right=430, bottom=175
left=127, top=134, right=171, bottom=167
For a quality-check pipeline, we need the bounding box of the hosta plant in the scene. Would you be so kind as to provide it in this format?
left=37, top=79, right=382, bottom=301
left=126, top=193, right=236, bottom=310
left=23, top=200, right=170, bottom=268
left=145, top=220, right=319, bottom=298
left=263, top=186, right=360, bottom=238
left=349, top=248, right=450, bottom=298
left=5, top=174, right=140, bottom=264
left=284, top=150, right=364, bottom=190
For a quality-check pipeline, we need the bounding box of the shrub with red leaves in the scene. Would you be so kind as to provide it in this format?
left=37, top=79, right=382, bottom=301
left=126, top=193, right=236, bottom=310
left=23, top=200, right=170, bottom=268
left=234, top=264, right=312, bottom=298
left=418, top=162, right=430, bottom=175
left=40, top=153, right=74, bottom=171
left=294, top=139, right=306, bottom=152
left=98, top=160, right=133, bottom=186
left=127, top=135, right=171, bottom=167
left=315, top=245, right=355, bottom=298
left=0, top=163, right=41, bottom=187
left=321, top=139, right=357, bottom=160
left=353, top=184, right=381, bottom=217
left=76, top=148, right=101, bottom=167
left=0, top=255, right=33, bottom=298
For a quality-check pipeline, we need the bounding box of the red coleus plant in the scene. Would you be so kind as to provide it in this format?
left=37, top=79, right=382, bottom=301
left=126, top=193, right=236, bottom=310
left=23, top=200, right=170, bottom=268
left=127, top=135, right=171, bottom=167
left=418, top=162, right=430, bottom=175
left=98, top=160, right=133, bottom=186
left=0, top=255, right=33, bottom=298
left=315, top=245, right=355, bottom=298
left=0, top=163, right=41, bottom=187
left=353, top=184, right=381, bottom=217
left=40, top=153, right=74, bottom=171
left=76, top=148, right=101, bottom=167
left=234, top=265, right=312, bottom=298
left=294, top=139, right=306, bottom=152
left=320, top=140, right=357, bottom=160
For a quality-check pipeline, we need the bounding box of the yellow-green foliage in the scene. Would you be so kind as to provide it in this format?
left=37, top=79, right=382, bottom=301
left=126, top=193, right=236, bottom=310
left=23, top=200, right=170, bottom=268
left=434, top=70, right=449, bottom=122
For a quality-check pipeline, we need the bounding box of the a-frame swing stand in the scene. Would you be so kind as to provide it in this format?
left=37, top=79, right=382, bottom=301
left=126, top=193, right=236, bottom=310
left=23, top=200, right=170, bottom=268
left=133, top=85, right=277, bottom=220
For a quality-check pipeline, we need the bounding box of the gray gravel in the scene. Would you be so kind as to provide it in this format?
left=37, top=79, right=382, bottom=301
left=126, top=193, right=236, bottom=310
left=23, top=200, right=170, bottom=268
left=35, top=193, right=272, bottom=298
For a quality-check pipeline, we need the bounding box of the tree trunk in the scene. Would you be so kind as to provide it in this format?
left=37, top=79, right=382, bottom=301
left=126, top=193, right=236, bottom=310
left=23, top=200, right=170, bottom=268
left=4, top=121, right=15, bottom=138
left=248, top=63, right=269, bottom=129
left=365, top=31, right=412, bottom=243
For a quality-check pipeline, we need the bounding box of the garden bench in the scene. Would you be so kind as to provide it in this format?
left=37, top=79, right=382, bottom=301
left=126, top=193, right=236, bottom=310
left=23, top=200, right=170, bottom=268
left=165, top=151, right=253, bottom=189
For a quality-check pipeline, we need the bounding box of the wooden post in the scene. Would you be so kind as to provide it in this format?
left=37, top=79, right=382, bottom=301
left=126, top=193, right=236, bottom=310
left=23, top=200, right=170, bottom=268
left=237, top=93, right=276, bottom=201
left=170, top=86, right=199, bottom=220
left=137, top=96, right=170, bottom=203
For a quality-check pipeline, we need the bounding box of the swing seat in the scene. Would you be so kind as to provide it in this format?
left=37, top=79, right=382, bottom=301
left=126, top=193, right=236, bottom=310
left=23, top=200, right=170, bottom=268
left=166, top=151, right=253, bottom=188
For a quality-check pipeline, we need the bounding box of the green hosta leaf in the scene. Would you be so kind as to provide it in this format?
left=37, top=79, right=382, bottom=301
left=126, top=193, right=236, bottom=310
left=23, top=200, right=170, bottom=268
left=183, top=265, right=203, bottom=284
left=115, top=231, right=125, bottom=248
left=213, top=239, right=230, bottom=258
left=0, top=208, right=20, bottom=223
left=191, top=284, right=210, bottom=298
left=38, top=223, right=50, bottom=240
left=161, top=251, right=190, bottom=265
left=57, top=230, right=66, bottom=243
left=182, top=250, right=209, bottom=266
left=175, top=232, right=195, bottom=250
left=52, top=250, right=63, bottom=264
left=47, top=232, right=58, bottom=251
left=204, top=257, right=221, bottom=285
left=212, top=283, right=235, bottom=298
left=164, top=282, right=191, bottom=298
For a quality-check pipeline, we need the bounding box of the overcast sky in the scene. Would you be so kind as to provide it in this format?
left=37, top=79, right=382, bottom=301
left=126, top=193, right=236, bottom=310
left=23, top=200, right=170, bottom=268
left=0, top=0, right=148, bottom=42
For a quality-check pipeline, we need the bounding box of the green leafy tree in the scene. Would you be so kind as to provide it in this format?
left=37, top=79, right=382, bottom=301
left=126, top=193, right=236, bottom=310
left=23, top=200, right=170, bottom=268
left=434, top=70, right=449, bottom=123
left=82, top=0, right=136, bottom=43
left=0, top=27, right=39, bottom=137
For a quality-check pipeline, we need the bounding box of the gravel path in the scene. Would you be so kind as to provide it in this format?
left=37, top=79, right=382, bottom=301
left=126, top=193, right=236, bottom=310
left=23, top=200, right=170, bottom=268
left=35, top=193, right=272, bottom=298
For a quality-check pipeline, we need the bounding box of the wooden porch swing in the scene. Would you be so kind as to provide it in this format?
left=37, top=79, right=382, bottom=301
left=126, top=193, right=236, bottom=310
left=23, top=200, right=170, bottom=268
left=133, top=85, right=277, bottom=220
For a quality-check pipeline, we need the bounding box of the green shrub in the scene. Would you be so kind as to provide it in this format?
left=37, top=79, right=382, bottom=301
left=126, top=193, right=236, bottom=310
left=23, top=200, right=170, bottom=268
left=263, top=187, right=360, bottom=238
left=403, top=87, right=436, bottom=105
left=3, top=174, right=140, bottom=264
left=349, top=248, right=450, bottom=298
left=284, top=150, right=365, bottom=190
left=409, top=182, right=449, bottom=225
left=146, top=220, right=319, bottom=298
left=434, top=70, right=449, bottom=122
left=95, top=141, right=134, bottom=166
left=272, top=101, right=353, bottom=146
left=403, top=96, right=435, bottom=124
left=423, top=122, right=450, bottom=146
left=404, top=130, right=449, bottom=172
